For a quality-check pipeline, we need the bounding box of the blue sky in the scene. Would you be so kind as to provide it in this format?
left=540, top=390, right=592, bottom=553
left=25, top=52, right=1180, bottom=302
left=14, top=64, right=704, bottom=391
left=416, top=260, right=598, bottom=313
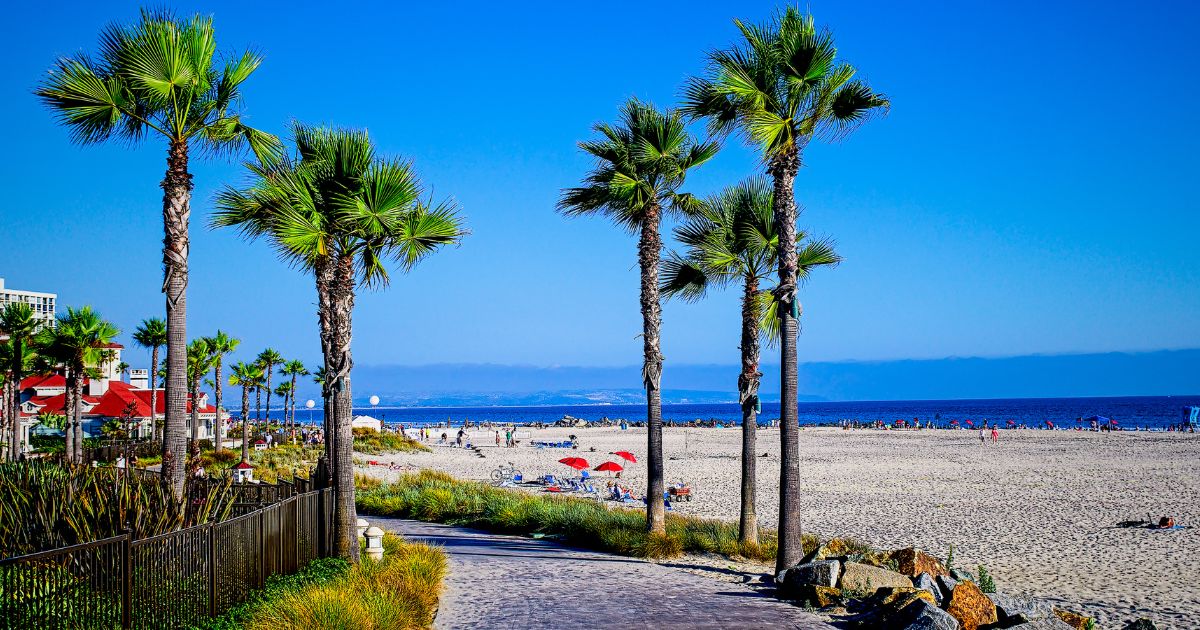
left=1, top=0, right=1198, bottom=381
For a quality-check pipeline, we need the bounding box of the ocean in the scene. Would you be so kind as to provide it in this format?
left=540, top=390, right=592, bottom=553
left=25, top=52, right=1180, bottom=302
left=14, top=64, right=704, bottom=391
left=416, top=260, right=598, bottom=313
left=273, top=395, right=1200, bottom=430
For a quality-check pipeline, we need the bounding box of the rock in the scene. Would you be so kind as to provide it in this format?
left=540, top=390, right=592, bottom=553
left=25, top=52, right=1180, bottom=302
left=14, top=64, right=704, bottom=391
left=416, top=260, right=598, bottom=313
left=853, top=549, right=893, bottom=568
left=800, top=538, right=858, bottom=563
left=792, top=584, right=842, bottom=608
left=1053, top=609, right=1094, bottom=630
left=839, top=562, right=914, bottom=594
left=989, top=593, right=1054, bottom=623
left=892, top=547, right=950, bottom=577
left=945, top=581, right=998, bottom=630
left=778, top=559, right=840, bottom=595
left=1122, top=620, right=1158, bottom=630
left=894, top=599, right=961, bottom=630
left=914, top=572, right=943, bottom=605
left=870, top=586, right=937, bottom=608
left=951, top=568, right=976, bottom=582
left=937, top=574, right=959, bottom=599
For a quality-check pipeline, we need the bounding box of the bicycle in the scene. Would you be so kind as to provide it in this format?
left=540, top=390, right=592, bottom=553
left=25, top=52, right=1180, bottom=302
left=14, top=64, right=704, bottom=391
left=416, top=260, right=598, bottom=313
left=490, top=462, right=522, bottom=485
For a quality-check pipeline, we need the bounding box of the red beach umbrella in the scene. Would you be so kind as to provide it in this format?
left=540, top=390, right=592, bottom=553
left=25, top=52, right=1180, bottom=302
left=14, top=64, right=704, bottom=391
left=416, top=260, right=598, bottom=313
left=612, top=451, right=637, bottom=463
left=558, top=457, right=589, bottom=470
left=595, top=461, right=623, bottom=473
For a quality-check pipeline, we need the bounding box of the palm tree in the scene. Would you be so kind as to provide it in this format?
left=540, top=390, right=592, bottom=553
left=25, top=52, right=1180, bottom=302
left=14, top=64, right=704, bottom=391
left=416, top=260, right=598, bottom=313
left=558, top=99, right=717, bottom=535
left=683, top=8, right=888, bottom=571
left=0, top=340, right=38, bottom=461
left=36, top=11, right=281, bottom=499
left=275, top=382, right=293, bottom=441
left=203, top=331, right=239, bottom=452
left=1, top=303, right=39, bottom=460
left=228, top=361, right=262, bottom=464
left=255, top=349, right=283, bottom=424
left=281, top=360, right=309, bottom=443
left=132, top=318, right=167, bottom=441
left=662, top=177, right=841, bottom=545
left=37, top=307, right=120, bottom=463
left=186, top=339, right=214, bottom=450
left=214, top=122, right=466, bottom=561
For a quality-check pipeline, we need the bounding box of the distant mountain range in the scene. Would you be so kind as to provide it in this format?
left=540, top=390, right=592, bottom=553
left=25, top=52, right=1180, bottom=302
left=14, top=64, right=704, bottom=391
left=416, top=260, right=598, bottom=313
left=291, top=348, right=1199, bottom=406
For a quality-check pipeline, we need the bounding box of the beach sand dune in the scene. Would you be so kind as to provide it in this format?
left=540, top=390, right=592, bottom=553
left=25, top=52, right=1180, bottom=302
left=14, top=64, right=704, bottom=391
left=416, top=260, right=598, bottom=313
left=362, top=426, right=1200, bottom=628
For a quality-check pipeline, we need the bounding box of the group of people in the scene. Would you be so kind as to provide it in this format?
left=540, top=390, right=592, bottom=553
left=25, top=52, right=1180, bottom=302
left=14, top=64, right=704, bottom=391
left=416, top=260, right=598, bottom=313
left=493, top=429, right=517, bottom=448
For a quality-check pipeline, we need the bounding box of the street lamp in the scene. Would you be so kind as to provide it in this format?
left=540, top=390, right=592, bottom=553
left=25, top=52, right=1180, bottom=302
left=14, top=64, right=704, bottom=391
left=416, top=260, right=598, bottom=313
left=369, top=395, right=380, bottom=419
left=305, top=399, right=315, bottom=427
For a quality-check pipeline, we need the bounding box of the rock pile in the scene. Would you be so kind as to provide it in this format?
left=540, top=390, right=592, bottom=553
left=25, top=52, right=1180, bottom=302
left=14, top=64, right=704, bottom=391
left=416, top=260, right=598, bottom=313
left=775, top=542, right=1098, bottom=630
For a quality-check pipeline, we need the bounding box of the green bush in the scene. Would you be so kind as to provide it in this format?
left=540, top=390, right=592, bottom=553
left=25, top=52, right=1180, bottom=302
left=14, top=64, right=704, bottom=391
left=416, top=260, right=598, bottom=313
left=351, top=428, right=429, bottom=455
left=977, top=564, right=996, bottom=593
left=195, top=557, right=351, bottom=630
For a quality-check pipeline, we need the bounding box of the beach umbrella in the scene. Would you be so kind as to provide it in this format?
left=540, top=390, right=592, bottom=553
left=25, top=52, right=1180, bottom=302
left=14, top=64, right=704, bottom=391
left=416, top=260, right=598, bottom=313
left=612, top=451, right=637, bottom=463
left=595, top=461, right=623, bottom=473
left=558, top=457, right=589, bottom=471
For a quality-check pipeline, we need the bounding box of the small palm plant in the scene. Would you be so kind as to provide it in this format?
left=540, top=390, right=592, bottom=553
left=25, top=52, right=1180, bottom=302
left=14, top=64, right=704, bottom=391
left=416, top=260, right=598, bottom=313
left=661, top=177, right=840, bottom=545
left=132, top=318, right=167, bottom=441
left=214, top=122, right=466, bottom=561
left=36, top=10, right=281, bottom=499
left=558, top=98, right=718, bottom=534
left=683, top=8, right=888, bottom=571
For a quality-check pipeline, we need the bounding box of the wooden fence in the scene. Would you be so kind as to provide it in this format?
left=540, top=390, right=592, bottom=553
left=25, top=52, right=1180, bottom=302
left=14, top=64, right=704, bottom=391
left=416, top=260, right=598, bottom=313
left=0, top=487, right=334, bottom=629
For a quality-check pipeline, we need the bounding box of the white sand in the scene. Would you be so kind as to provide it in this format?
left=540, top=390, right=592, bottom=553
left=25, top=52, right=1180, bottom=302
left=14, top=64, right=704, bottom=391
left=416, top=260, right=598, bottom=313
left=360, top=426, right=1200, bottom=627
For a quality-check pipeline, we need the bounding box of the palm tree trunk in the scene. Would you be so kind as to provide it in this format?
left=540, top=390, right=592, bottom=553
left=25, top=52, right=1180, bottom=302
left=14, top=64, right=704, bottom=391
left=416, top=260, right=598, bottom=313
left=315, top=258, right=336, bottom=470
left=214, top=360, right=224, bottom=452
left=255, top=387, right=262, bottom=422
left=264, top=369, right=273, bottom=424
left=639, top=204, right=667, bottom=535
left=240, top=386, right=250, bottom=463
left=10, top=351, right=22, bottom=460
left=63, top=373, right=74, bottom=463
left=329, top=254, right=359, bottom=561
left=160, top=139, right=193, bottom=502
left=189, top=374, right=199, bottom=451
left=770, top=151, right=804, bottom=574
left=73, top=368, right=84, bottom=464
left=150, top=346, right=160, bottom=442
left=290, top=373, right=299, bottom=444
left=738, top=273, right=763, bottom=546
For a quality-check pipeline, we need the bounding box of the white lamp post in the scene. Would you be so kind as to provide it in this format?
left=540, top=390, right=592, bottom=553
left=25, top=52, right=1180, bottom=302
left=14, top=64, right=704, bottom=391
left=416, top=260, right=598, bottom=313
left=364, top=526, right=385, bottom=560
left=356, top=518, right=369, bottom=539
left=305, top=399, right=315, bottom=427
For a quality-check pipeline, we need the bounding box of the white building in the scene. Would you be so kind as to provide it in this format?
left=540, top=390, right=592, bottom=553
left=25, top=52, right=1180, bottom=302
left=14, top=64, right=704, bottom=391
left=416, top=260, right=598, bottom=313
left=0, top=277, right=56, bottom=330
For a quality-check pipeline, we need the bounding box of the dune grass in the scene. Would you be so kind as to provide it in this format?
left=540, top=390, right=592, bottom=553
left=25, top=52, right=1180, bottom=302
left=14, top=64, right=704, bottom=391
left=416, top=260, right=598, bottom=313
left=352, top=428, right=430, bottom=455
left=203, top=534, right=446, bottom=630
left=357, top=470, right=829, bottom=562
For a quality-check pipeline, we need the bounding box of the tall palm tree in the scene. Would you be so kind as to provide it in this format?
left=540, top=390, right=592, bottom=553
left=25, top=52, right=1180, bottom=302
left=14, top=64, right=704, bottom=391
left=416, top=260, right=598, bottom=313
left=558, top=99, right=717, bottom=535
left=132, top=318, right=167, bottom=441
left=281, top=360, right=309, bottom=442
left=228, top=361, right=262, bottom=464
left=186, top=339, right=214, bottom=450
left=36, top=10, right=281, bottom=499
left=683, top=8, right=888, bottom=571
left=37, top=307, right=120, bottom=463
left=1, top=303, right=39, bottom=460
left=255, top=348, right=283, bottom=424
left=0, top=340, right=38, bottom=461
left=662, top=177, right=841, bottom=545
left=203, top=331, right=239, bottom=452
left=275, top=382, right=293, bottom=440
left=214, top=122, right=466, bottom=561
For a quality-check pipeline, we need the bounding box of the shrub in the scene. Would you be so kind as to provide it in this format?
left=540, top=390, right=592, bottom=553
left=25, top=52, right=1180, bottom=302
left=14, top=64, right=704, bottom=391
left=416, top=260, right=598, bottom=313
left=357, top=470, right=830, bottom=564
left=351, top=428, right=429, bottom=455
left=977, top=564, right=996, bottom=593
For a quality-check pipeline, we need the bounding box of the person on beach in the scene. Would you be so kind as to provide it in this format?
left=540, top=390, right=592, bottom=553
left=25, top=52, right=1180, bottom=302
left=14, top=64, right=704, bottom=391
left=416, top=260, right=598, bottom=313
left=979, top=428, right=986, bottom=444
left=991, top=427, right=999, bottom=444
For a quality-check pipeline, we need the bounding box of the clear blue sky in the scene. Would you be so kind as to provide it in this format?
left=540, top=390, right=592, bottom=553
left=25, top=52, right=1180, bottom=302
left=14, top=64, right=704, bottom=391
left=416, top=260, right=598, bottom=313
left=2, top=0, right=1198, bottom=377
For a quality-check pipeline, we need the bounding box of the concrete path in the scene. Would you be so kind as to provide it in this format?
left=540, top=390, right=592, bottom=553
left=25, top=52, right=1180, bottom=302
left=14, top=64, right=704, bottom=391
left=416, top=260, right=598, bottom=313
left=373, top=517, right=834, bottom=629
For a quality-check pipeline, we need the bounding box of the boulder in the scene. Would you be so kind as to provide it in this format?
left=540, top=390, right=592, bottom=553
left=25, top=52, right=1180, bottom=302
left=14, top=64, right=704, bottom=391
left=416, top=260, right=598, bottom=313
left=792, top=584, right=842, bottom=608
left=839, top=562, right=914, bottom=594
left=937, top=574, right=959, bottom=600
left=1121, top=620, right=1158, bottom=630
left=854, top=550, right=894, bottom=568
left=1053, top=609, right=1094, bottom=630
left=914, top=572, right=943, bottom=605
left=892, top=547, right=950, bottom=577
left=945, top=581, right=998, bottom=630
left=800, top=537, right=858, bottom=563
left=779, top=559, right=841, bottom=592
left=950, top=568, right=976, bottom=582
left=989, top=593, right=1054, bottom=623
left=870, top=586, right=937, bottom=609
left=894, top=599, right=961, bottom=630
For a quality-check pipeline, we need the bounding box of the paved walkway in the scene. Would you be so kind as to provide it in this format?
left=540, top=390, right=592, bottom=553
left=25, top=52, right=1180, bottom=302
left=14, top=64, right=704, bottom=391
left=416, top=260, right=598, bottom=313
left=373, top=517, right=834, bottom=629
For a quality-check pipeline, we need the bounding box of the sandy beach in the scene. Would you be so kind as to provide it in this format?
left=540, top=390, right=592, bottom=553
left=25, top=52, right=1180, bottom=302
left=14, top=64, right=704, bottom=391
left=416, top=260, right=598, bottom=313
left=359, top=426, right=1200, bottom=627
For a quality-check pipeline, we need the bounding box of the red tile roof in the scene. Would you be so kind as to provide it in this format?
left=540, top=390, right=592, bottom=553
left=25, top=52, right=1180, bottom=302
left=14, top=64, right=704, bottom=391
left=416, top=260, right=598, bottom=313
left=19, top=374, right=66, bottom=390
left=88, top=385, right=216, bottom=418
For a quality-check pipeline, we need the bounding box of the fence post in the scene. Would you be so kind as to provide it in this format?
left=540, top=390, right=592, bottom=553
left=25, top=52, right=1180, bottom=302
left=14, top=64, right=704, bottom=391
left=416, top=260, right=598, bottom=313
left=208, top=523, right=217, bottom=618
left=121, top=533, right=132, bottom=629
left=317, top=488, right=326, bottom=558
left=258, top=509, right=266, bottom=588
